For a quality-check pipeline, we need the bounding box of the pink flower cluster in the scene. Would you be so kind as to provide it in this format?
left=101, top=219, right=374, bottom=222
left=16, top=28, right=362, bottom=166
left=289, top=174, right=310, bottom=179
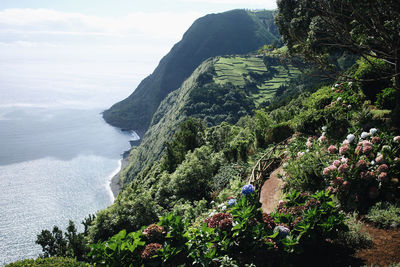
left=361, top=140, right=373, bottom=154
left=339, top=144, right=349, bottom=155
left=323, top=165, right=337, bottom=176
left=328, top=145, right=338, bottom=154
left=338, top=163, right=349, bottom=174
left=205, top=213, right=233, bottom=230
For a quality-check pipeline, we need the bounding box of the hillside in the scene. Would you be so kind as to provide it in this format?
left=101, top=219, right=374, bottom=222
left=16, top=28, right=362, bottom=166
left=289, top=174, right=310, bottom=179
left=120, top=53, right=303, bottom=184
left=102, top=9, right=280, bottom=135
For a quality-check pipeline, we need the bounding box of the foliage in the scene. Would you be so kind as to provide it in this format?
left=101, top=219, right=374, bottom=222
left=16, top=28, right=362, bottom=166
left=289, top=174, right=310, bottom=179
left=366, top=202, right=400, bottom=228
left=36, top=220, right=90, bottom=261
left=89, top=229, right=146, bottom=266
left=336, top=212, right=373, bottom=249
left=275, top=0, right=400, bottom=115
left=185, top=82, right=255, bottom=126
left=376, top=88, right=397, bottom=110
left=160, top=118, right=205, bottom=173
left=5, top=257, right=91, bottom=267
left=354, top=57, right=392, bottom=101
left=283, top=139, right=332, bottom=193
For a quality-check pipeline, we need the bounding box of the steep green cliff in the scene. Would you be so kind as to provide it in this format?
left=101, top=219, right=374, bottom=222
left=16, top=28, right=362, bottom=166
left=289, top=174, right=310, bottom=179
left=103, top=9, right=280, bottom=135
left=121, top=53, right=301, bottom=183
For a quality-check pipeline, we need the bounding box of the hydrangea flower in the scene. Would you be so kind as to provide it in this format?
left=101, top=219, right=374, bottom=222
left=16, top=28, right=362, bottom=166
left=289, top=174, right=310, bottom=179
left=339, top=144, right=349, bottom=155
left=323, top=165, right=337, bottom=175
left=274, top=225, right=290, bottom=238
left=338, top=163, right=349, bottom=174
left=377, top=164, right=388, bottom=173
left=328, top=145, right=338, bottom=154
left=369, top=128, right=378, bottom=135
left=306, top=140, right=313, bottom=148
left=346, top=134, right=355, bottom=143
left=141, top=243, right=163, bottom=259
left=318, top=135, right=327, bottom=143
left=228, top=199, right=237, bottom=206
left=376, top=154, right=384, bottom=163
left=378, top=172, right=388, bottom=181
left=241, top=184, right=255, bottom=196
left=333, top=160, right=341, bottom=167
left=360, top=132, right=370, bottom=139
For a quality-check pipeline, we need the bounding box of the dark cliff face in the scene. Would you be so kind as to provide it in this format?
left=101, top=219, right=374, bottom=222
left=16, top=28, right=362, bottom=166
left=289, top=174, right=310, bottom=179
left=102, top=9, right=279, bottom=134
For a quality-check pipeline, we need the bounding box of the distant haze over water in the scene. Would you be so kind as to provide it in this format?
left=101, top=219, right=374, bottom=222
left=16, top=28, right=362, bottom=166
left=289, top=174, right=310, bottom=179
left=0, top=58, right=148, bottom=265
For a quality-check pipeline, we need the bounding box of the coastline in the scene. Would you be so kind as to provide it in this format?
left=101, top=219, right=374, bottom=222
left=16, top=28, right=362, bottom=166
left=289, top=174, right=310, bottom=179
left=109, top=130, right=140, bottom=201
left=110, top=153, right=130, bottom=200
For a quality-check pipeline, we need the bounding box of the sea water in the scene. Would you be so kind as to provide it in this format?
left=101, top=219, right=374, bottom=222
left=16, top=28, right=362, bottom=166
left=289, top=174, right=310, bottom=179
left=0, top=59, right=151, bottom=265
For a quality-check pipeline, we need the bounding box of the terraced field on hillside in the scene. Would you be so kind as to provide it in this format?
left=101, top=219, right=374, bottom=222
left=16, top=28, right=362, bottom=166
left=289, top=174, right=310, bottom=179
left=214, top=56, right=301, bottom=106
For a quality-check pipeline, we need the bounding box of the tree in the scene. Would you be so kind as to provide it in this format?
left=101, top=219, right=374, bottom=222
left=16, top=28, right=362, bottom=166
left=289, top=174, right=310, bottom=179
left=36, top=226, right=67, bottom=257
left=275, top=0, right=400, bottom=112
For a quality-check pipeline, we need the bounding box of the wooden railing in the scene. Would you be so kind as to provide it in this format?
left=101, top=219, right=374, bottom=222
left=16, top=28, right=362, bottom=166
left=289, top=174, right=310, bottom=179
left=248, top=138, right=290, bottom=192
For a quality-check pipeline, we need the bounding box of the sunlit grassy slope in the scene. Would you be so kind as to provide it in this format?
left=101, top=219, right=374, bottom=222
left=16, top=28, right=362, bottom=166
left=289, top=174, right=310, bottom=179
left=214, top=56, right=301, bottom=107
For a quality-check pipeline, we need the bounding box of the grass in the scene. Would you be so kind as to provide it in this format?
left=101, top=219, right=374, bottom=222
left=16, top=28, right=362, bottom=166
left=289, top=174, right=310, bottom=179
left=214, top=56, right=300, bottom=107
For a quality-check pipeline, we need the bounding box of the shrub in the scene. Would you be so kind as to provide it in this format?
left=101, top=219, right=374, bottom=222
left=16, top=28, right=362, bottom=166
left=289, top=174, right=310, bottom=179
left=321, top=128, right=400, bottom=212
left=354, top=57, right=392, bottom=101
left=265, top=122, right=294, bottom=144
left=6, top=257, right=90, bottom=267
left=284, top=139, right=332, bottom=192
left=375, top=87, right=396, bottom=110
left=366, top=202, right=400, bottom=228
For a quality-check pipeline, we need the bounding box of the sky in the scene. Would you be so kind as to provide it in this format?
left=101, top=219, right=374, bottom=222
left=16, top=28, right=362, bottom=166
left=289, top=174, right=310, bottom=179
left=0, top=0, right=277, bottom=108
left=0, top=0, right=277, bottom=61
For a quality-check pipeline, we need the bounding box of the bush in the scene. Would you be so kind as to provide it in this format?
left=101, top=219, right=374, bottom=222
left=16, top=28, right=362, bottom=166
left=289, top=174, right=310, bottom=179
left=354, top=57, right=392, bottom=101
left=284, top=139, right=332, bottom=193
left=375, top=87, right=396, bottom=109
left=366, top=202, right=400, bottom=228
left=265, top=122, right=294, bottom=144
left=320, top=128, right=400, bottom=212
left=6, top=257, right=90, bottom=267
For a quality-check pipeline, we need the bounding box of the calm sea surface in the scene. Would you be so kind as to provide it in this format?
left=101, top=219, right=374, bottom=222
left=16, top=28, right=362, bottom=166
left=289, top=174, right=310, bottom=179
left=0, top=59, right=150, bottom=265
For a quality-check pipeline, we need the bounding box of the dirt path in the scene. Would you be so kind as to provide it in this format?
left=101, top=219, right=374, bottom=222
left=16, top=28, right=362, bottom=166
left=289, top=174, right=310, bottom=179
left=354, top=224, right=400, bottom=266
left=259, top=166, right=284, bottom=214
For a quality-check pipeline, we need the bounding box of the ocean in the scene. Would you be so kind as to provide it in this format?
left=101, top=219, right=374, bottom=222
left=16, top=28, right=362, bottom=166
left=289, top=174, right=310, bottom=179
left=0, top=58, right=150, bottom=265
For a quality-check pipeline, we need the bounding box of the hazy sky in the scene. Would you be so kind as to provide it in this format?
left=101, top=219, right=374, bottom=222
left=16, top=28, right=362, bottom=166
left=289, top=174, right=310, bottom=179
left=0, top=0, right=277, bottom=108
left=0, top=0, right=277, bottom=62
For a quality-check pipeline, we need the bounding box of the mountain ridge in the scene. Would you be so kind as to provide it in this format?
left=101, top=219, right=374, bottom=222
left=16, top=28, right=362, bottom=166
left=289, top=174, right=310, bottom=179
left=102, top=9, right=280, bottom=135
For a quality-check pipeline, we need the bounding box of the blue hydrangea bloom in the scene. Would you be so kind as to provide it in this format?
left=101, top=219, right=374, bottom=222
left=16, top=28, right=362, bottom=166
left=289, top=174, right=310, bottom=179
left=241, top=184, right=255, bottom=196
left=274, top=225, right=290, bottom=238
left=228, top=199, right=237, bottom=206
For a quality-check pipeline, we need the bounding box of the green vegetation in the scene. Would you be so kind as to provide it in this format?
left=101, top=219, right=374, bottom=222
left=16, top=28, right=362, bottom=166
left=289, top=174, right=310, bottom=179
left=88, top=189, right=346, bottom=266
left=10, top=4, right=400, bottom=266
left=6, top=257, right=91, bottom=267
left=366, top=202, right=400, bottom=228
left=213, top=55, right=301, bottom=107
